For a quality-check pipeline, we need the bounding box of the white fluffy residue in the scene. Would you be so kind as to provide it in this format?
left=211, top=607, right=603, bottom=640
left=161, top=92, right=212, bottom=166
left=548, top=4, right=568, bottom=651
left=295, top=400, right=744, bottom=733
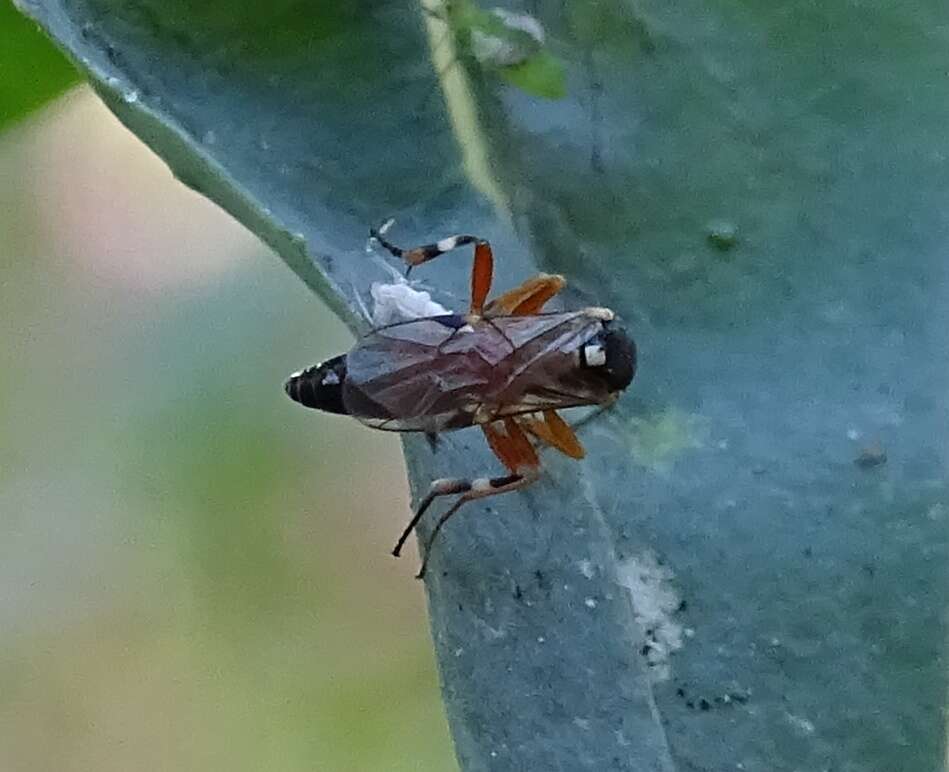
left=616, top=551, right=686, bottom=681
left=370, top=281, right=450, bottom=326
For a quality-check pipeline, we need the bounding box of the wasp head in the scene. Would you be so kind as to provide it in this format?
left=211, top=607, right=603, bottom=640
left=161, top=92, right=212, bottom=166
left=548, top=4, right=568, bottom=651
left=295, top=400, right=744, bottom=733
left=580, top=323, right=636, bottom=393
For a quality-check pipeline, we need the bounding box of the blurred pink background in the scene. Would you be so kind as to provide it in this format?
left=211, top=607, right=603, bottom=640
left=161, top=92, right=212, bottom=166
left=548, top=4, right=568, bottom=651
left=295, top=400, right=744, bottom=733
left=0, top=87, right=454, bottom=771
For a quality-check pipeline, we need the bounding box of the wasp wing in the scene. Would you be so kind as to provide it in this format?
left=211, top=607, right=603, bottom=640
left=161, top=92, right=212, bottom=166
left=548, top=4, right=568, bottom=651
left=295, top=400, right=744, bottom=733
left=343, top=311, right=613, bottom=432
left=343, top=314, right=490, bottom=431
left=485, top=312, right=618, bottom=417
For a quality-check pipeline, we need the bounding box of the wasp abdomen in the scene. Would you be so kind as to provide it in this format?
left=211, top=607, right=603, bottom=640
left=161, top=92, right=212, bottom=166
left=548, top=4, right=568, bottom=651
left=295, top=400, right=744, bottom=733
left=285, top=354, right=350, bottom=415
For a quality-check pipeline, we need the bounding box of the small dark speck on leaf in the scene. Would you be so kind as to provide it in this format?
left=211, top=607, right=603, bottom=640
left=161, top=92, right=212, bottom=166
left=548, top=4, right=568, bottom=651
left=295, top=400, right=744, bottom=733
left=803, top=547, right=813, bottom=558
left=514, top=584, right=523, bottom=601
left=678, top=684, right=748, bottom=711
left=676, top=599, right=688, bottom=613
left=706, top=220, right=739, bottom=251
left=534, top=569, right=548, bottom=590
left=855, top=442, right=887, bottom=469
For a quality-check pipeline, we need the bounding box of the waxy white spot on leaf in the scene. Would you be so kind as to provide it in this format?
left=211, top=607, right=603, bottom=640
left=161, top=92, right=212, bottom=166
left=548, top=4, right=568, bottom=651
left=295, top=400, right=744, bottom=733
left=616, top=551, right=686, bottom=682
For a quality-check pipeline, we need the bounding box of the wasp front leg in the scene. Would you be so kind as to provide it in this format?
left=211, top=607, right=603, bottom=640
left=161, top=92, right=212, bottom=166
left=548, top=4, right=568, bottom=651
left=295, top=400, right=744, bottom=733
left=518, top=410, right=586, bottom=459
left=369, top=226, right=494, bottom=315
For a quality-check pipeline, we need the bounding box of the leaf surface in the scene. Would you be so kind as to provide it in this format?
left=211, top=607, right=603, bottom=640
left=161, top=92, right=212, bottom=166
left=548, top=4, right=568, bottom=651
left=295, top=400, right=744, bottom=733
left=16, top=0, right=948, bottom=769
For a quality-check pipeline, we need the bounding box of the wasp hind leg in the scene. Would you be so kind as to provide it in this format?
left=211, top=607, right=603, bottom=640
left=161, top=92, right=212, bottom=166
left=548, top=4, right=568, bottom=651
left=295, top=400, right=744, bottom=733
left=368, top=226, right=494, bottom=315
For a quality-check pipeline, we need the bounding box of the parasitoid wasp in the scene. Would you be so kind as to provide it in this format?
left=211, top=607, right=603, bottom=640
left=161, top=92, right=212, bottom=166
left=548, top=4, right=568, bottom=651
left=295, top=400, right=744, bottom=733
left=285, top=227, right=636, bottom=578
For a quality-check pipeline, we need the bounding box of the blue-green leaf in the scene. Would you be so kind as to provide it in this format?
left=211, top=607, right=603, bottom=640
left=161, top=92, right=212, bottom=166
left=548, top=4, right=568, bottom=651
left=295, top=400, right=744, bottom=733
left=0, top=0, right=77, bottom=129
left=14, top=0, right=947, bottom=769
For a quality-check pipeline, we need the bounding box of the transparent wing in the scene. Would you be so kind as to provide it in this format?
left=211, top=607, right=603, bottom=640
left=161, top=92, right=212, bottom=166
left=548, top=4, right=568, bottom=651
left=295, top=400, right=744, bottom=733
left=343, top=311, right=611, bottom=432
left=344, top=315, right=496, bottom=430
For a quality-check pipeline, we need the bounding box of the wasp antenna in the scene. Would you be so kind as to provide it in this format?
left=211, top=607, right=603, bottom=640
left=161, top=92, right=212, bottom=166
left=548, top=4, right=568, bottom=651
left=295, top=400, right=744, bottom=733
left=368, top=218, right=395, bottom=240
left=369, top=223, right=404, bottom=258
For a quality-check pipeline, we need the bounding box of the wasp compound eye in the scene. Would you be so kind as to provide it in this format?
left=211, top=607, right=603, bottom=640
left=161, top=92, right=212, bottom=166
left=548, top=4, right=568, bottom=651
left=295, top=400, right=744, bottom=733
left=285, top=354, right=349, bottom=414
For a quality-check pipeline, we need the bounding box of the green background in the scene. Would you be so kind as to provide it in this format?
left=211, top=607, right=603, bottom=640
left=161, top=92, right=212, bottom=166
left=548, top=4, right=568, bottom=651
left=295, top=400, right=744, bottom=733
left=0, top=4, right=454, bottom=768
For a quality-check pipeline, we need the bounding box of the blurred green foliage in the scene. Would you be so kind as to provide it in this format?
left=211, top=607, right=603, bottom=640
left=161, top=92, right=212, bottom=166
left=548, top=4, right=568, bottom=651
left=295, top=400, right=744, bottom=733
left=0, top=0, right=77, bottom=129
left=443, top=0, right=567, bottom=99
left=0, top=88, right=454, bottom=771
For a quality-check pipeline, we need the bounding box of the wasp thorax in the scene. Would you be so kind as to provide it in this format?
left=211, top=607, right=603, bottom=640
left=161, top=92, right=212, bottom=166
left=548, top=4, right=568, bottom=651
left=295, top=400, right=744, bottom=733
left=284, top=354, right=350, bottom=414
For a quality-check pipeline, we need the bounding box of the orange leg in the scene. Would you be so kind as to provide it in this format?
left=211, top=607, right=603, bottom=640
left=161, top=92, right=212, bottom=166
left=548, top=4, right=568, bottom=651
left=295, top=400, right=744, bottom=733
left=484, top=273, right=566, bottom=317
left=469, top=241, right=493, bottom=315
left=518, top=410, right=586, bottom=459
left=369, top=226, right=494, bottom=315
left=482, top=417, right=541, bottom=473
